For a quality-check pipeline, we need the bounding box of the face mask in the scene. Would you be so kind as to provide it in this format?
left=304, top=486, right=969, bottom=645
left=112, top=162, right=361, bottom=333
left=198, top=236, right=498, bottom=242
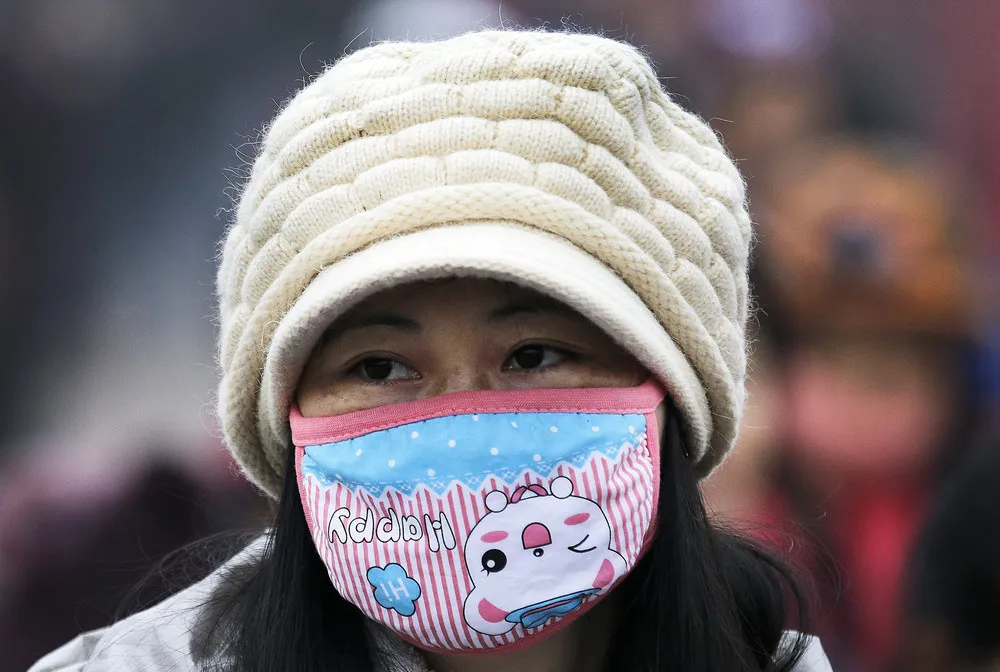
left=291, top=380, right=664, bottom=653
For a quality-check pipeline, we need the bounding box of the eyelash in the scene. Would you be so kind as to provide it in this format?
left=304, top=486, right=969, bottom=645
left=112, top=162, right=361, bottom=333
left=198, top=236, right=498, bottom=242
left=345, top=354, right=418, bottom=386
left=502, top=343, right=577, bottom=373
left=344, top=343, right=579, bottom=386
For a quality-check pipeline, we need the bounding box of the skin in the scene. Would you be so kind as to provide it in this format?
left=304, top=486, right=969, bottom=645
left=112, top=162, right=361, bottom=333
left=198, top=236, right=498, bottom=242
left=297, top=278, right=663, bottom=672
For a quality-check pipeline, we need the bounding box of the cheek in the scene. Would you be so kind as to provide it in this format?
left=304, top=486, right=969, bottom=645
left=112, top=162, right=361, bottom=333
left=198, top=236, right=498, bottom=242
left=296, top=357, right=336, bottom=416
left=296, top=363, right=378, bottom=416
left=297, top=383, right=353, bottom=417
left=296, top=343, right=354, bottom=416
left=521, top=361, right=647, bottom=391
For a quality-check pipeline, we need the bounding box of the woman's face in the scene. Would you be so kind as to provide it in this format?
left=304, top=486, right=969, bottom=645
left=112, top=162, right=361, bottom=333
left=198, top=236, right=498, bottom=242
left=297, top=278, right=649, bottom=417
left=295, top=278, right=665, bottom=669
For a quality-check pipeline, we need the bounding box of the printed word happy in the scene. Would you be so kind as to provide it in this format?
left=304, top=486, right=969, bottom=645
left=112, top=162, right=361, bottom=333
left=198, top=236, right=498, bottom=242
left=328, top=507, right=457, bottom=552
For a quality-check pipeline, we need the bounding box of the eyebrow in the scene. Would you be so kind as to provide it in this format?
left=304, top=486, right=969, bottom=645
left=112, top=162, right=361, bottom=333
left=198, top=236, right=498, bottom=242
left=322, top=295, right=578, bottom=344
left=322, top=312, right=422, bottom=343
left=487, top=298, right=578, bottom=323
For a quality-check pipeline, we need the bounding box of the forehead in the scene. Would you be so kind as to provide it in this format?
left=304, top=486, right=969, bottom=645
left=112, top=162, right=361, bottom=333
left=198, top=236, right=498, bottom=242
left=335, top=278, right=581, bottom=322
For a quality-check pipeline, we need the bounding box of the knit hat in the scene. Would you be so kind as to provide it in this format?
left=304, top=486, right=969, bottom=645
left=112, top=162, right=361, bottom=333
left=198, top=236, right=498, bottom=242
left=218, top=29, right=753, bottom=498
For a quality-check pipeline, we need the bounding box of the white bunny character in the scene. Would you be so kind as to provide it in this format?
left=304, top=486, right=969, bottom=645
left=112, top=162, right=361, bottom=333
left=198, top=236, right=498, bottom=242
left=462, top=476, right=628, bottom=635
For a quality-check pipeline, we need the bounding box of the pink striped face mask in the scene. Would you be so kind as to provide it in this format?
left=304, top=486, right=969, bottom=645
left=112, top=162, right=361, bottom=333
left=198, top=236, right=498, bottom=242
left=291, top=380, right=664, bottom=653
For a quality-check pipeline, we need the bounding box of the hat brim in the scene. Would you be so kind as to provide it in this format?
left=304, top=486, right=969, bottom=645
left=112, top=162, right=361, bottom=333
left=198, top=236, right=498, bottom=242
left=261, top=222, right=708, bottom=464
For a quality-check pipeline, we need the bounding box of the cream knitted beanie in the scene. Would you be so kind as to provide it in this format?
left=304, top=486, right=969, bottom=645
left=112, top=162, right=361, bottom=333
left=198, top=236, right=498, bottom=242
left=218, top=29, right=752, bottom=498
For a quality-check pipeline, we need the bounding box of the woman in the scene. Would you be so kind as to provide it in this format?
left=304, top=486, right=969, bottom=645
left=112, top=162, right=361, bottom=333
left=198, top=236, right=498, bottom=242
left=31, top=29, right=832, bottom=671
left=752, top=138, right=973, bottom=669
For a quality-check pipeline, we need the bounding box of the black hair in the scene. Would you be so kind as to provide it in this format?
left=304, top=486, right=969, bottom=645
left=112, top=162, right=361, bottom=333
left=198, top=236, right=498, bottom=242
left=202, top=404, right=810, bottom=671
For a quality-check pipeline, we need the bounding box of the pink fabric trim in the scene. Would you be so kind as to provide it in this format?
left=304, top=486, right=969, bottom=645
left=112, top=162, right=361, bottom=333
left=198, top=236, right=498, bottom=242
left=290, top=379, right=665, bottom=446
left=638, top=407, right=661, bottom=557
left=294, top=446, right=315, bottom=533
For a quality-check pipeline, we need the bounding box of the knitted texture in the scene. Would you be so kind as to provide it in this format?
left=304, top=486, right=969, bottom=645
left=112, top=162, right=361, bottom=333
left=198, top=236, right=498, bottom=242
left=218, top=29, right=752, bottom=497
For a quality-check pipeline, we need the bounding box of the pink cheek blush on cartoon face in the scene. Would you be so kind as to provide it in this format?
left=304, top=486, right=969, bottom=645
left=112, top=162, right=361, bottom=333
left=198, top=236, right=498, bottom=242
left=478, top=597, right=509, bottom=624
left=481, top=531, right=509, bottom=543
left=593, top=558, right=615, bottom=589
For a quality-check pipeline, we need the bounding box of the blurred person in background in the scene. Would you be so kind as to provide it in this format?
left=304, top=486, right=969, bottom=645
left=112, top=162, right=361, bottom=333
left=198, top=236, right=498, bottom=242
left=29, top=29, right=832, bottom=672
left=0, top=2, right=367, bottom=666
left=898, top=435, right=1000, bottom=672
left=0, top=446, right=267, bottom=672
left=753, top=138, right=979, bottom=671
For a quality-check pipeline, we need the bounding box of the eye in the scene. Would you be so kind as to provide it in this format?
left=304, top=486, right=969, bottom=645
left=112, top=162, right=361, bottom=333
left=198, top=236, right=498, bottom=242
left=481, top=549, right=507, bottom=575
left=568, top=535, right=597, bottom=554
left=354, top=357, right=418, bottom=383
left=504, top=345, right=567, bottom=371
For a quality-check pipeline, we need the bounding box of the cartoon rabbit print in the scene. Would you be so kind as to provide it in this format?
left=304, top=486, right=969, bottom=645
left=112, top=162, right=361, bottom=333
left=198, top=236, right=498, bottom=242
left=463, top=476, right=628, bottom=635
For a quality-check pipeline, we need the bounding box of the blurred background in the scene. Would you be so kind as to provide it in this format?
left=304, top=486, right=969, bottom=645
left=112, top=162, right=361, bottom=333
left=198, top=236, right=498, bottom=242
left=1, top=1, right=998, bottom=670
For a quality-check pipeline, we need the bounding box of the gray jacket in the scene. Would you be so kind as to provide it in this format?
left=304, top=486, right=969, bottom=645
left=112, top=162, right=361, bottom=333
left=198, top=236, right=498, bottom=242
left=29, top=537, right=834, bottom=671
